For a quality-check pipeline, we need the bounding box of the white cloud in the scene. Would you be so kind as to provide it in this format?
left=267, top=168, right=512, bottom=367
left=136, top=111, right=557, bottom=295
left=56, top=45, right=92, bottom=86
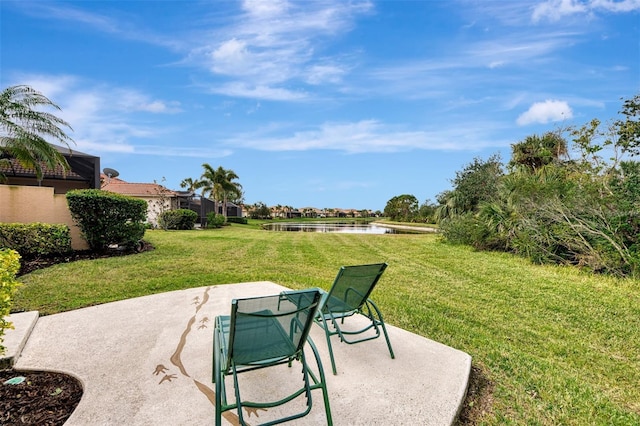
left=532, top=0, right=640, bottom=22
left=8, top=73, right=190, bottom=155
left=590, top=0, right=640, bottom=12
left=194, top=0, right=373, bottom=99
left=305, top=64, right=347, bottom=85
left=517, top=99, right=573, bottom=125
left=208, top=82, right=307, bottom=101
left=242, top=0, right=289, bottom=17
left=533, top=0, right=588, bottom=22
left=226, top=119, right=511, bottom=153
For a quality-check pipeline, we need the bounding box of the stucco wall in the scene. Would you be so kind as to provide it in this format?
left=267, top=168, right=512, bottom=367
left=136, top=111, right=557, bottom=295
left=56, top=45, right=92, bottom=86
left=0, top=185, right=89, bottom=250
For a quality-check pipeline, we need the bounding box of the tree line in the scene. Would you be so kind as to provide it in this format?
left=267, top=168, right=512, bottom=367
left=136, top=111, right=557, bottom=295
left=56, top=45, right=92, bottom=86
left=386, top=94, right=640, bottom=277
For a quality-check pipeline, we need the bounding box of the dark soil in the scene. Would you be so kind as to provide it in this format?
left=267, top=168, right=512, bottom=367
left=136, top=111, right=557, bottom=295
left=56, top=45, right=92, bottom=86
left=6, top=241, right=494, bottom=424
left=455, top=363, right=495, bottom=425
left=0, top=369, right=82, bottom=425
left=17, top=240, right=154, bottom=277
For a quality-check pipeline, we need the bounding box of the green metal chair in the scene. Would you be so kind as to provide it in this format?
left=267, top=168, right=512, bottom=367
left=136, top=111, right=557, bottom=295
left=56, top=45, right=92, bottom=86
left=316, top=263, right=395, bottom=375
left=213, top=289, right=333, bottom=426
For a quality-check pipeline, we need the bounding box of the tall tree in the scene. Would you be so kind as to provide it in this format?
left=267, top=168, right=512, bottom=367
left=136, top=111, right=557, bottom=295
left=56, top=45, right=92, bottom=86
left=199, top=164, right=242, bottom=218
left=0, top=85, right=74, bottom=182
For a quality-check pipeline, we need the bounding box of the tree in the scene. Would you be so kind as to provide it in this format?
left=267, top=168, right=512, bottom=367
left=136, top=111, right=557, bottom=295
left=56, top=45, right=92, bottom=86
left=384, top=194, right=419, bottom=222
left=180, top=177, right=205, bottom=195
left=616, top=93, right=640, bottom=156
left=249, top=201, right=271, bottom=219
left=435, top=155, right=503, bottom=221
left=199, top=164, right=242, bottom=218
left=0, top=85, right=74, bottom=182
left=509, top=132, right=568, bottom=173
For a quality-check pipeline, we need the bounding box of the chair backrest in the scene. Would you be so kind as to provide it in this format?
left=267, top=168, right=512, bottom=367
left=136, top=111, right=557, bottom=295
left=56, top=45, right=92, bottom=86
left=326, top=263, right=388, bottom=312
left=227, top=289, right=322, bottom=366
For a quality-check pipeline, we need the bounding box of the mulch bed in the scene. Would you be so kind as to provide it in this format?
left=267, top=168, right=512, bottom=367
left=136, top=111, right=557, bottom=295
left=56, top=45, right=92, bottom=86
left=17, top=240, right=154, bottom=276
left=0, top=369, right=82, bottom=425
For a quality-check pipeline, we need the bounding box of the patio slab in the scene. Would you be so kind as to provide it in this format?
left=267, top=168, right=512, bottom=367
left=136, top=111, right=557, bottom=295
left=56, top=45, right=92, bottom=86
left=11, top=282, right=471, bottom=425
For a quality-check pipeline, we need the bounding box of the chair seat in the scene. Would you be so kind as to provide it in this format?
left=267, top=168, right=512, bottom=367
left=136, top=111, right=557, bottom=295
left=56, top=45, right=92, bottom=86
left=218, top=313, right=297, bottom=367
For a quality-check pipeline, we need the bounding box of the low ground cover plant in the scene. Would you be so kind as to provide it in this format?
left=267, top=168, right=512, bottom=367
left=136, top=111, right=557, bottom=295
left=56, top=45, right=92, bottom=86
left=11, top=225, right=640, bottom=425
left=0, top=248, right=20, bottom=354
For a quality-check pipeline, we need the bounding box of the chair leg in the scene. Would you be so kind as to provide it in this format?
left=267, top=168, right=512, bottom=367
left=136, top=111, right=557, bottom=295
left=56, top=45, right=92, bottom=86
left=368, top=299, right=395, bottom=359
left=380, top=321, right=395, bottom=359
left=213, top=331, right=223, bottom=426
left=307, top=337, right=333, bottom=426
left=320, top=315, right=338, bottom=375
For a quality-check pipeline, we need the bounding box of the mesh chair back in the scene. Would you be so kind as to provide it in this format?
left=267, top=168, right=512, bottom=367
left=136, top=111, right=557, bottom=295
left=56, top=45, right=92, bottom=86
left=326, top=263, right=388, bottom=312
left=229, top=289, right=321, bottom=365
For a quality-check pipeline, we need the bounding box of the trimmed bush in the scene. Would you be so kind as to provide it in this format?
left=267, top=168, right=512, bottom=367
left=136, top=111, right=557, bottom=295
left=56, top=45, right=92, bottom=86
left=226, top=216, right=247, bottom=224
left=0, top=249, right=21, bottom=354
left=206, top=212, right=226, bottom=228
left=159, top=209, right=198, bottom=230
left=66, top=189, right=147, bottom=252
left=0, top=223, right=72, bottom=258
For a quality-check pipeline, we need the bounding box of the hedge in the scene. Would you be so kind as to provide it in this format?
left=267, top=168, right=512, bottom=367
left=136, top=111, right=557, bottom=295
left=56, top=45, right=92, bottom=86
left=158, top=209, right=198, bottom=230
left=0, top=223, right=72, bottom=258
left=66, top=189, right=147, bottom=251
left=226, top=216, right=248, bottom=224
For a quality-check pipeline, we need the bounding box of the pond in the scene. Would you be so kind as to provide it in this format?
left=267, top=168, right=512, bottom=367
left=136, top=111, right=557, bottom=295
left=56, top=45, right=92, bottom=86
left=262, top=222, right=431, bottom=234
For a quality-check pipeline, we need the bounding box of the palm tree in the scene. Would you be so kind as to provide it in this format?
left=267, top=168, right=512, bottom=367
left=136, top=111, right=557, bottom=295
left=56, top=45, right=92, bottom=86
left=180, top=177, right=205, bottom=195
left=0, top=85, right=74, bottom=182
left=199, top=164, right=242, bottom=218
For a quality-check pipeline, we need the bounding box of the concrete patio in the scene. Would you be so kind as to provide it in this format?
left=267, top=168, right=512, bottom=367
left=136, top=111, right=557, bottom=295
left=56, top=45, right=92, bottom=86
left=3, top=282, right=471, bottom=425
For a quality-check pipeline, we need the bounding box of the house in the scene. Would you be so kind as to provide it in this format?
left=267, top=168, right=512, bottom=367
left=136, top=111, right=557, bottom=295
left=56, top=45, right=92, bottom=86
left=101, top=176, right=181, bottom=226
left=101, top=177, right=226, bottom=227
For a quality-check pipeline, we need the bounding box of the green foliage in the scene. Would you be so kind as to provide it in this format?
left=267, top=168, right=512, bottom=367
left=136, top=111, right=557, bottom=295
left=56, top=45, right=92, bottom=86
left=66, top=189, right=147, bottom=251
left=436, top=155, right=503, bottom=221
left=248, top=202, right=272, bottom=219
left=226, top=216, right=248, bottom=224
left=616, top=93, right=640, bottom=156
left=158, top=209, right=198, bottom=230
left=509, top=132, right=568, bottom=173
left=0, top=85, right=73, bottom=182
left=199, top=164, right=242, bottom=217
left=384, top=194, right=419, bottom=222
left=436, top=94, right=640, bottom=277
left=0, top=249, right=21, bottom=354
left=206, top=212, right=226, bottom=228
left=0, top=223, right=72, bottom=258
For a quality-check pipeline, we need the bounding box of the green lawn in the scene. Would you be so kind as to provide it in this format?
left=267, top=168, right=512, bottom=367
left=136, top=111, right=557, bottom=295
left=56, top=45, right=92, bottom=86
left=12, top=225, right=640, bottom=425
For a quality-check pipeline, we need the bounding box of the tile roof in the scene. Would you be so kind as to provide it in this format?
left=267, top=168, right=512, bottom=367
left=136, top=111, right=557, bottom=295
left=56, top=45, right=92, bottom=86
left=0, top=158, right=85, bottom=180
left=101, top=175, right=178, bottom=197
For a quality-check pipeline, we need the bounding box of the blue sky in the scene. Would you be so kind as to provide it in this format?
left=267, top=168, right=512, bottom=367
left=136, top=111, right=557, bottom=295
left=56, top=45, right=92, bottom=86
left=2, top=0, right=639, bottom=211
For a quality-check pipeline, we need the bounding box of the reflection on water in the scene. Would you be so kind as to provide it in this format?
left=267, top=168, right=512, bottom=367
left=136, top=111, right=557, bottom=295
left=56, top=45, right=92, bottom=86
left=262, top=222, right=420, bottom=234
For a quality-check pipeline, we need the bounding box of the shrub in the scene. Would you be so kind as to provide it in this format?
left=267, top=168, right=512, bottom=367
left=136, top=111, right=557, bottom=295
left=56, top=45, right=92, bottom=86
left=206, top=212, right=226, bottom=228
left=0, top=249, right=21, bottom=354
left=158, top=209, right=198, bottom=230
left=0, top=223, right=72, bottom=258
left=226, top=216, right=247, bottom=224
left=66, top=189, right=147, bottom=252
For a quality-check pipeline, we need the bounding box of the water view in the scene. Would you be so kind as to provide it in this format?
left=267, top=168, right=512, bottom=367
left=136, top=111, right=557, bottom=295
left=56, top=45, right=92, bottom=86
left=262, top=222, right=429, bottom=234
